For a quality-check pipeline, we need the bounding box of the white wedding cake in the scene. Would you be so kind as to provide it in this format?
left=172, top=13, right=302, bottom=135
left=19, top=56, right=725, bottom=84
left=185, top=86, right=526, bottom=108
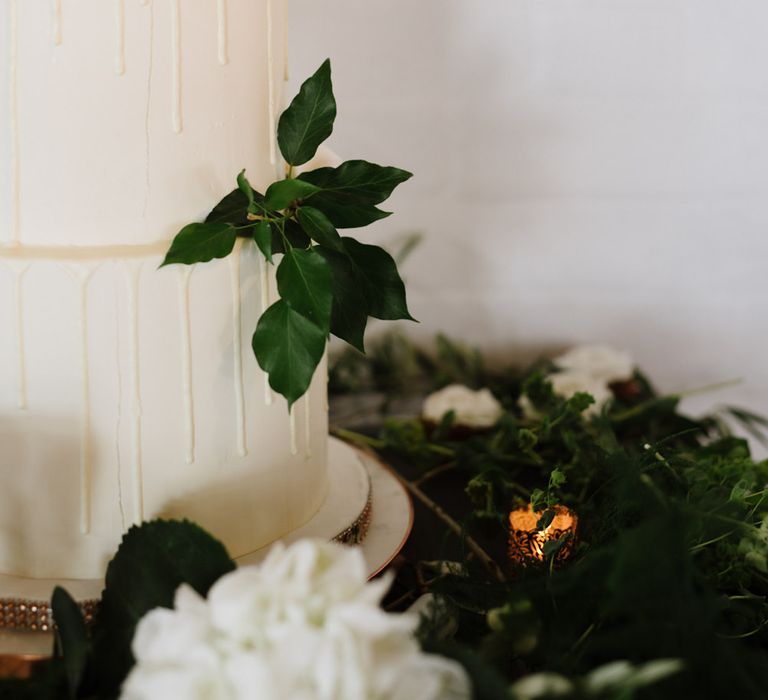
left=0, top=0, right=332, bottom=580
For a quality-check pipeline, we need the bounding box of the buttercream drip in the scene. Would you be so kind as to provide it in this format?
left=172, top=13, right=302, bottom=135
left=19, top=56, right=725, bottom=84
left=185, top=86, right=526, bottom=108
left=115, top=0, right=126, bottom=75
left=217, top=0, right=228, bottom=65
left=124, top=263, right=144, bottom=523
left=8, top=0, right=20, bottom=245
left=65, top=265, right=97, bottom=535
left=178, top=266, right=195, bottom=463
left=260, top=254, right=273, bottom=406
left=52, top=0, right=63, bottom=45
left=266, top=0, right=277, bottom=165
left=304, top=395, right=312, bottom=459
left=11, top=264, right=29, bottom=409
left=170, top=0, right=183, bottom=133
left=289, top=407, right=298, bottom=456
left=230, top=240, right=247, bottom=457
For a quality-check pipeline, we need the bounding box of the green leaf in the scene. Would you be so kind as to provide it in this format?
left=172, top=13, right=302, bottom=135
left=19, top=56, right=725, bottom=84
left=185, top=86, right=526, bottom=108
left=161, top=222, right=236, bottom=267
left=536, top=508, right=556, bottom=531
left=277, top=58, right=337, bottom=166
left=263, top=178, right=320, bottom=211
left=297, top=206, right=344, bottom=251
left=343, top=237, right=415, bottom=321
left=299, top=160, right=413, bottom=205
left=253, top=220, right=273, bottom=264
left=316, top=246, right=369, bottom=351
left=276, top=248, right=332, bottom=330
left=298, top=160, right=412, bottom=229
left=549, top=467, right=567, bottom=489
left=236, top=169, right=255, bottom=208
left=51, top=586, right=89, bottom=699
left=252, top=299, right=326, bottom=407
left=205, top=187, right=264, bottom=226
left=90, top=520, right=234, bottom=697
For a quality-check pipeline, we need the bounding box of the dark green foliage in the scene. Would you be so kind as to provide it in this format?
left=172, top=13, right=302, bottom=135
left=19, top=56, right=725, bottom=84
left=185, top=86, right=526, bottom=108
left=331, top=332, right=768, bottom=699
left=161, top=60, right=413, bottom=406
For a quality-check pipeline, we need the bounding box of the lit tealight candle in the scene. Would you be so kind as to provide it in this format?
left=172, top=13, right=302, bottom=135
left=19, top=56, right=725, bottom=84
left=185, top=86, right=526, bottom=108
left=508, top=504, right=578, bottom=564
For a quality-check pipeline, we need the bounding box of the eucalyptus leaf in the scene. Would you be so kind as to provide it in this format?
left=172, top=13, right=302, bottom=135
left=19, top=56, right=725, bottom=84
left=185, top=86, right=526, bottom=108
left=51, top=586, right=89, bottom=699
left=252, top=299, right=326, bottom=408
left=297, top=206, right=344, bottom=251
left=276, top=248, right=333, bottom=330
left=263, top=178, right=320, bottom=211
left=316, top=246, right=369, bottom=352
left=277, top=58, right=336, bottom=166
left=160, top=222, right=237, bottom=267
left=343, top=237, right=415, bottom=321
left=253, top=220, right=273, bottom=264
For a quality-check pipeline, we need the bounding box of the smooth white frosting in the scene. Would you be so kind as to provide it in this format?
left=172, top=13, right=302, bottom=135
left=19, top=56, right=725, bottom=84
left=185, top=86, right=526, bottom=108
left=0, top=0, right=329, bottom=580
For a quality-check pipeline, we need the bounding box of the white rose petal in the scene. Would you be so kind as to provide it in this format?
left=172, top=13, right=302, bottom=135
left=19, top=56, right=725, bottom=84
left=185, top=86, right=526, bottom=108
left=550, top=370, right=613, bottom=415
left=422, top=384, right=503, bottom=429
left=554, top=344, right=634, bottom=383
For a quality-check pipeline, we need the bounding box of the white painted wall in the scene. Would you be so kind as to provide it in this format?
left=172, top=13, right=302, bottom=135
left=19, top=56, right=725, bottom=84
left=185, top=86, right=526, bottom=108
left=289, top=0, right=768, bottom=421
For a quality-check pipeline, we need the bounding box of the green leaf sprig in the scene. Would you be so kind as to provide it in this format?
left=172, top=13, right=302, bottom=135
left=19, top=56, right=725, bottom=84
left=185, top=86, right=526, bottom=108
left=161, top=59, right=414, bottom=407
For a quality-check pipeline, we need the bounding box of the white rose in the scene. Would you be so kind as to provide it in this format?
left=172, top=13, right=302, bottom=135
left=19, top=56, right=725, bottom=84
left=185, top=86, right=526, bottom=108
left=422, top=384, right=503, bottom=429
left=121, top=539, right=471, bottom=700
left=520, top=370, right=613, bottom=419
left=553, top=345, right=634, bottom=383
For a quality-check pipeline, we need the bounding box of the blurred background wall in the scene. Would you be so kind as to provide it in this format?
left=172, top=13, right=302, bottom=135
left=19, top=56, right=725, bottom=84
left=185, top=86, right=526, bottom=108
left=288, top=0, right=768, bottom=420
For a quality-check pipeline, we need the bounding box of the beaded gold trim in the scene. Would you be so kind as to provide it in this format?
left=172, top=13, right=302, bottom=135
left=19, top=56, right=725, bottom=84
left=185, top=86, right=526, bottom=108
left=0, top=598, right=98, bottom=632
left=332, top=480, right=373, bottom=546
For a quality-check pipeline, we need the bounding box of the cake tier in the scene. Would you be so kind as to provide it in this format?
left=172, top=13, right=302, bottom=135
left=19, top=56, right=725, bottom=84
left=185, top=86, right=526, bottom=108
left=0, top=0, right=287, bottom=246
left=0, top=243, right=329, bottom=579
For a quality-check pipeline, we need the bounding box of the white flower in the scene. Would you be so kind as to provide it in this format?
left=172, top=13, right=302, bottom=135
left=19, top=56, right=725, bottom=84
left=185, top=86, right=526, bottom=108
left=554, top=345, right=634, bottom=384
left=120, top=540, right=471, bottom=700
left=422, top=384, right=503, bottom=429
left=520, top=370, right=613, bottom=419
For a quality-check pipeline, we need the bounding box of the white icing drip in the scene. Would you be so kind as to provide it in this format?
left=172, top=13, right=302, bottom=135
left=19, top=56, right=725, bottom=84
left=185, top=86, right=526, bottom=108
left=142, top=0, right=154, bottom=227
left=303, top=394, right=312, bottom=459
left=282, top=0, right=289, bottom=81
left=52, top=0, right=63, bottom=45
left=178, top=266, right=195, bottom=463
left=113, top=281, right=127, bottom=531
left=230, top=240, right=246, bottom=457
left=115, top=0, right=126, bottom=75
left=266, top=0, right=277, bottom=164
left=170, top=0, right=183, bottom=133
left=65, top=265, right=97, bottom=535
left=124, top=263, right=144, bottom=523
left=11, top=264, right=28, bottom=409
left=289, top=406, right=298, bottom=456
left=260, top=254, right=273, bottom=406
left=9, top=0, right=20, bottom=244
left=217, top=0, right=228, bottom=65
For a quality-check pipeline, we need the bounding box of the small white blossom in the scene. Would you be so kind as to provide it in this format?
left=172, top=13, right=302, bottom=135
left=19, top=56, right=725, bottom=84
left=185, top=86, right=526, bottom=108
left=422, top=384, right=503, bottom=429
left=121, top=540, right=470, bottom=700
left=554, top=345, right=634, bottom=384
left=520, top=370, right=613, bottom=419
